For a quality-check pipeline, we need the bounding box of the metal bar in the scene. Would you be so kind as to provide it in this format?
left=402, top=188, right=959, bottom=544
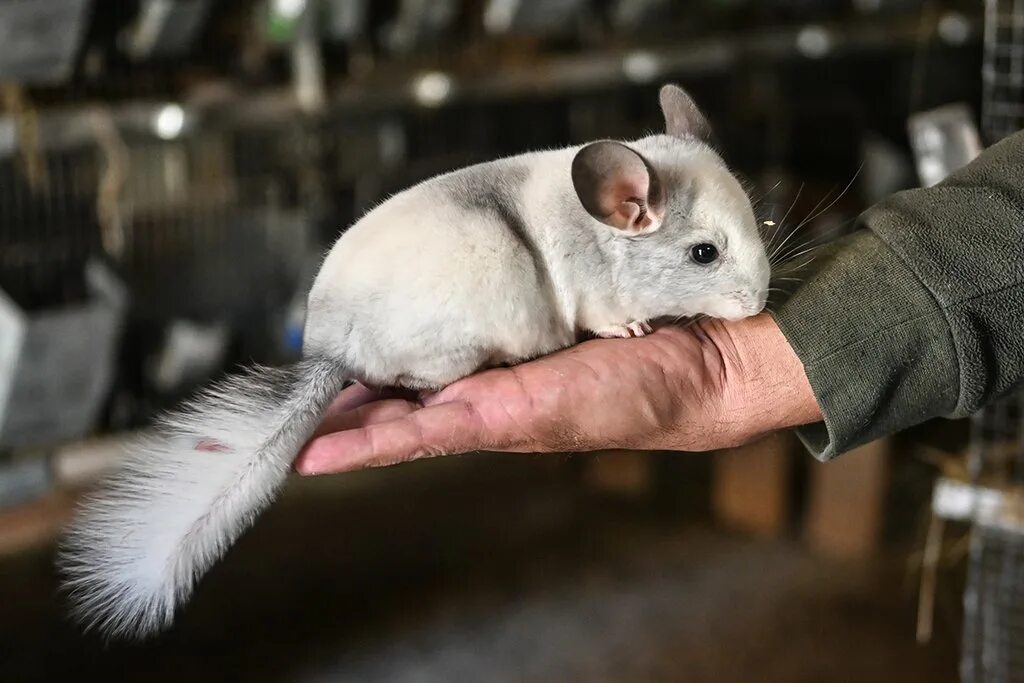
left=0, top=15, right=980, bottom=157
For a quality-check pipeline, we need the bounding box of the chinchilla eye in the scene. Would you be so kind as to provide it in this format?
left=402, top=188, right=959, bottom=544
left=690, top=243, right=719, bottom=264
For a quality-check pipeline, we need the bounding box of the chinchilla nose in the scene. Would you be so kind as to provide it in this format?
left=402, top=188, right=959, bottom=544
left=743, top=287, right=768, bottom=314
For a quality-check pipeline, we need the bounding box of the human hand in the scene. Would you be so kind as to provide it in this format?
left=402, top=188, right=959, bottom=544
left=294, top=313, right=820, bottom=475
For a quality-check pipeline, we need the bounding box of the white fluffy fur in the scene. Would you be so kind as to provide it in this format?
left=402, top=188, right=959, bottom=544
left=58, top=359, right=344, bottom=639
left=303, top=137, right=768, bottom=390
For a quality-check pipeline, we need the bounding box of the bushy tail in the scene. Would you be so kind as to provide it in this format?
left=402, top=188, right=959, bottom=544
left=58, top=357, right=346, bottom=640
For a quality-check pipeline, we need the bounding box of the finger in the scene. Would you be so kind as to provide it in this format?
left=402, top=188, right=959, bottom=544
left=324, top=383, right=378, bottom=416
left=309, top=397, right=420, bottom=440
left=296, top=400, right=508, bottom=475
left=312, top=384, right=416, bottom=437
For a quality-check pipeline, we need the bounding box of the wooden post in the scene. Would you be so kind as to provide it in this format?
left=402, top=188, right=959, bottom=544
left=584, top=449, right=652, bottom=496
left=711, top=432, right=794, bottom=537
left=0, top=490, right=76, bottom=556
left=803, top=437, right=890, bottom=560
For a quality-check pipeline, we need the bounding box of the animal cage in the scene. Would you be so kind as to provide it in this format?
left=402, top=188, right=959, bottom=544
left=0, top=107, right=126, bottom=450
left=936, top=1, right=1024, bottom=681
left=0, top=98, right=325, bottom=447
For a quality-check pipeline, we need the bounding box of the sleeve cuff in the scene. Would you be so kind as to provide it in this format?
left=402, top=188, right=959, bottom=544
left=769, top=229, right=959, bottom=461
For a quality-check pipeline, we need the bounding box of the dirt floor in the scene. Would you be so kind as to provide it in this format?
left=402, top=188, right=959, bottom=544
left=0, top=452, right=961, bottom=682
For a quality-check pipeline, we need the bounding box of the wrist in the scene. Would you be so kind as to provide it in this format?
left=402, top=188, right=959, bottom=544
left=716, top=313, right=822, bottom=444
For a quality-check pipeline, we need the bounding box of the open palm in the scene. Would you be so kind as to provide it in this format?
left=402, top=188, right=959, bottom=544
left=294, top=318, right=791, bottom=476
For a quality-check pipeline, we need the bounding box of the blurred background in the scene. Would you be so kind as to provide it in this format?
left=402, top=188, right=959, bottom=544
left=0, top=0, right=1021, bottom=681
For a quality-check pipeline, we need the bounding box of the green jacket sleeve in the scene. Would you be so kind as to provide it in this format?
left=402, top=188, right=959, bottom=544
left=771, top=130, right=1024, bottom=460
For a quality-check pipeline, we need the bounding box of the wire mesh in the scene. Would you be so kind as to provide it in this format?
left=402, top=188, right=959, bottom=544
left=0, top=118, right=319, bottom=316
left=0, top=145, right=102, bottom=311
left=0, top=104, right=326, bottom=437
left=963, top=522, right=1024, bottom=683
left=983, top=0, right=1024, bottom=144
left=968, top=397, right=1024, bottom=484
left=962, top=3, right=1024, bottom=680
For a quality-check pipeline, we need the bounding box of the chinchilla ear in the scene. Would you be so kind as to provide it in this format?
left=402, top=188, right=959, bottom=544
left=571, top=140, right=665, bottom=236
left=659, top=83, right=712, bottom=142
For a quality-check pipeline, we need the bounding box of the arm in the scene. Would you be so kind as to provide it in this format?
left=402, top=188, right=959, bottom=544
left=774, top=129, right=1024, bottom=459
